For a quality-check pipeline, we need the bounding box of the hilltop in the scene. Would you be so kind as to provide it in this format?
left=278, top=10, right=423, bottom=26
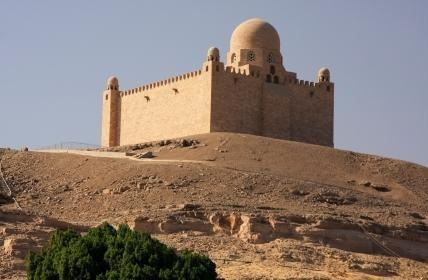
left=1, top=133, right=427, bottom=279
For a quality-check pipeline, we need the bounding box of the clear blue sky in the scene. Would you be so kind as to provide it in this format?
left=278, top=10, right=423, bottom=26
left=1, top=1, right=427, bottom=166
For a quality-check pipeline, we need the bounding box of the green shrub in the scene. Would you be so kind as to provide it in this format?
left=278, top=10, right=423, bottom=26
left=26, top=223, right=217, bottom=280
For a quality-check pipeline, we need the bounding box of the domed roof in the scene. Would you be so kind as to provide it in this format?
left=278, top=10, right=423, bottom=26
left=107, top=76, right=118, bottom=86
left=230, top=18, right=280, bottom=51
left=318, top=68, right=330, bottom=76
left=207, top=47, right=219, bottom=56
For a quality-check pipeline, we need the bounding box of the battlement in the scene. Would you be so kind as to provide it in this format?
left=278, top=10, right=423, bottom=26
left=282, top=77, right=333, bottom=90
left=222, top=66, right=261, bottom=78
left=203, top=62, right=262, bottom=82
left=120, top=69, right=204, bottom=98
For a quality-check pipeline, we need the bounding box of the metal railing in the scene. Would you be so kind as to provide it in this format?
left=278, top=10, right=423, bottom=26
left=35, top=142, right=100, bottom=151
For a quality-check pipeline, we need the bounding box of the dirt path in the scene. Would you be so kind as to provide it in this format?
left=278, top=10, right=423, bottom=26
left=34, top=149, right=207, bottom=165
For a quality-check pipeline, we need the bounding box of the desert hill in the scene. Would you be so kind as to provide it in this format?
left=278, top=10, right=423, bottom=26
left=1, top=133, right=427, bottom=279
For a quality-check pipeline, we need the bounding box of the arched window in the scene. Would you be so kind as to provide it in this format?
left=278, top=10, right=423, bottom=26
left=270, top=66, right=276, bottom=75
left=231, top=53, right=236, bottom=63
left=273, top=76, right=279, bottom=84
left=266, top=75, right=272, bottom=83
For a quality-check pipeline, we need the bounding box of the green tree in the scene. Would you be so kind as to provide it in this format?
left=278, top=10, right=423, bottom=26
left=27, top=223, right=217, bottom=280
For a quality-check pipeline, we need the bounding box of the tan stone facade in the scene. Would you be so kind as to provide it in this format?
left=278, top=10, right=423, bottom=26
left=101, top=18, right=334, bottom=147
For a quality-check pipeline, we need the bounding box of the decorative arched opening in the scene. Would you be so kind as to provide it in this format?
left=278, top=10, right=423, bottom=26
left=231, top=53, right=236, bottom=63
left=266, top=75, right=272, bottom=83
left=319, top=75, right=330, bottom=83
left=270, top=66, right=276, bottom=75
left=267, top=52, right=274, bottom=64
left=247, top=51, right=256, bottom=62
left=273, top=76, right=279, bottom=84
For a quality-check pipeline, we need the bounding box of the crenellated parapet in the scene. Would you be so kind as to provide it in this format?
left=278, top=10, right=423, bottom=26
left=283, top=73, right=333, bottom=91
left=220, top=66, right=262, bottom=80
left=120, top=69, right=204, bottom=98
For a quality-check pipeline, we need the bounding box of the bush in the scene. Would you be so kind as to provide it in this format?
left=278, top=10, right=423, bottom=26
left=26, top=223, right=217, bottom=280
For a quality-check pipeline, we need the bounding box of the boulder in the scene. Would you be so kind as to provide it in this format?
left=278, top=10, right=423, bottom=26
left=102, top=188, right=112, bottom=195
left=134, top=151, right=154, bottom=159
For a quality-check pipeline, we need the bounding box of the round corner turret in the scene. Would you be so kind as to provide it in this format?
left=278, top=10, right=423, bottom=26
left=107, top=76, right=119, bottom=90
left=207, top=47, right=220, bottom=62
left=317, top=68, right=330, bottom=83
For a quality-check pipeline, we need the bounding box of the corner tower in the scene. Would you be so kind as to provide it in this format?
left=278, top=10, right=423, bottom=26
left=101, top=76, right=120, bottom=147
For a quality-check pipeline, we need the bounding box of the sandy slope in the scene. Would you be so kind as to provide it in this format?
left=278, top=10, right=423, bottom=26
left=1, top=133, right=427, bottom=279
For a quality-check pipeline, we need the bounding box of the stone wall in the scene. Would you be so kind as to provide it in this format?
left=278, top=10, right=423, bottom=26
left=261, top=83, right=291, bottom=139
left=210, top=66, right=333, bottom=146
left=101, top=64, right=334, bottom=147
left=210, top=64, right=263, bottom=135
left=288, top=81, right=334, bottom=146
left=116, top=69, right=211, bottom=145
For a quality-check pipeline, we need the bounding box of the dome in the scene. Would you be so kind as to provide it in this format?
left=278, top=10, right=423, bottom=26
left=230, top=18, right=280, bottom=51
left=107, top=76, right=118, bottom=85
left=207, top=47, right=219, bottom=56
left=207, top=47, right=220, bottom=61
left=107, top=76, right=119, bottom=90
left=318, top=68, right=330, bottom=76
left=318, top=68, right=330, bottom=82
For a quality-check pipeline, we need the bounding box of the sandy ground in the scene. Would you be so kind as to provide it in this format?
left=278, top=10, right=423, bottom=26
left=1, top=133, right=427, bottom=279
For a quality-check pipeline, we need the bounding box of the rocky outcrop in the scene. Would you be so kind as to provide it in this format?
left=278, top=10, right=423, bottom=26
left=4, top=236, right=38, bottom=258
left=129, top=211, right=428, bottom=262
left=0, top=209, right=90, bottom=278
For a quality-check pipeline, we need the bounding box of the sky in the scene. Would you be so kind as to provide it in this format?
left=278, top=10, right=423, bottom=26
left=1, top=0, right=427, bottom=166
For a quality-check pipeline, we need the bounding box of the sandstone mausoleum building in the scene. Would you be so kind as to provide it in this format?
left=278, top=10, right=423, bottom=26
left=101, top=18, right=334, bottom=147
